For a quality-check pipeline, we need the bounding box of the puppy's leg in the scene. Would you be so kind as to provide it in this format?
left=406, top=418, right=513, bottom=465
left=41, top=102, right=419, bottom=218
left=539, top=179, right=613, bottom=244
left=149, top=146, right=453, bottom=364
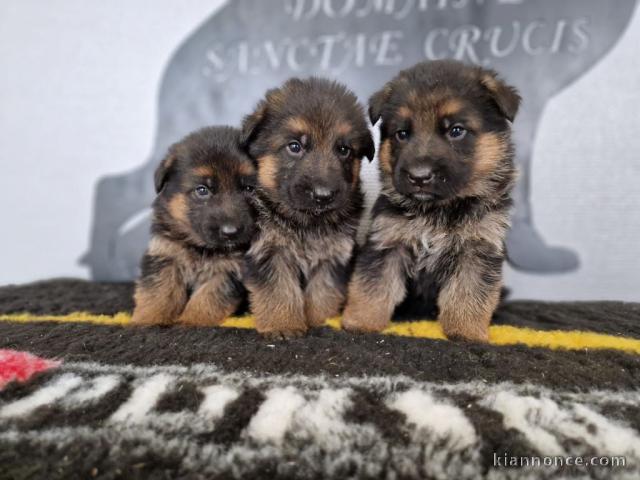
left=342, top=245, right=407, bottom=332
left=305, top=261, right=349, bottom=327
left=131, top=254, right=187, bottom=325
left=178, top=273, right=243, bottom=327
left=246, top=249, right=307, bottom=339
left=437, top=242, right=504, bottom=342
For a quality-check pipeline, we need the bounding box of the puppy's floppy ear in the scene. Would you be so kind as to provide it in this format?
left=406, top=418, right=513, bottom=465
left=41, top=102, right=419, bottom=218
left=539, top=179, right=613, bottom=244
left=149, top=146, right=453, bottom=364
left=154, top=152, right=176, bottom=194
left=368, top=84, right=392, bottom=125
left=362, top=132, right=376, bottom=162
left=479, top=69, right=521, bottom=122
left=240, top=100, right=268, bottom=152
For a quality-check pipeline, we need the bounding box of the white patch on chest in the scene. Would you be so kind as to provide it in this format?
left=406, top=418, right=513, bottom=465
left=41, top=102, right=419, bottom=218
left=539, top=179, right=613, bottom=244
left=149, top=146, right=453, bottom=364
left=370, top=214, right=450, bottom=274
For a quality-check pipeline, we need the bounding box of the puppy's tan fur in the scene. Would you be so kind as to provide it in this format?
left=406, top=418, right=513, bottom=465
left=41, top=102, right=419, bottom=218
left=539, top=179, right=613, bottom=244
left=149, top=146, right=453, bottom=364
left=241, top=77, right=374, bottom=339
left=131, top=127, right=256, bottom=327
left=343, top=60, right=520, bottom=342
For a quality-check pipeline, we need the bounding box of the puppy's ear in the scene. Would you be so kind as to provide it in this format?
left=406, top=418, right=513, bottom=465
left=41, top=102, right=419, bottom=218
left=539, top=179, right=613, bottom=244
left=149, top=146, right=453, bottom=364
left=362, top=132, right=376, bottom=162
left=154, top=153, right=176, bottom=194
left=240, top=100, right=268, bottom=152
left=368, top=84, right=392, bottom=125
left=479, top=69, right=521, bottom=122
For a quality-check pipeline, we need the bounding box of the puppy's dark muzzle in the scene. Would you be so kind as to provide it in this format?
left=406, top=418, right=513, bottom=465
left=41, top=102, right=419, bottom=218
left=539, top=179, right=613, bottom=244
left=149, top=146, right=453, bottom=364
left=205, top=221, right=254, bottom=250
left=291, top=181, right=341, bottom=213
left=398, top=165, right=439, bottom=201
left=219, top=223, right=241, bottom=241
left=310, top=185, right=336, bottom=207
left=405, top=166, right=434, bottom=187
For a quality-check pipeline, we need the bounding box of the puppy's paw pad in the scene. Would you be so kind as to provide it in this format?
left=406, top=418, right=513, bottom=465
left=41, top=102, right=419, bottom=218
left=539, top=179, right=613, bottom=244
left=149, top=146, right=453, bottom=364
left=178, top=316, right=223, bottom=327
left=341, top=318, right=387, bottom=333
left=130, top=314, right=166, bottom=327
left=261, top=329, right=307, bottom=341
left=444, top=330, right=490, bottom=343
left=306, top=315, right=334, bottom=328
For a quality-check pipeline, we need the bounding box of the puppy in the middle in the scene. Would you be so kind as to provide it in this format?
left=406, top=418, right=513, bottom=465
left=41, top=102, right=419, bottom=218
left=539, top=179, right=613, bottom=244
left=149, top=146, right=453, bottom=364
left=241, top=78, right=375, bottom=339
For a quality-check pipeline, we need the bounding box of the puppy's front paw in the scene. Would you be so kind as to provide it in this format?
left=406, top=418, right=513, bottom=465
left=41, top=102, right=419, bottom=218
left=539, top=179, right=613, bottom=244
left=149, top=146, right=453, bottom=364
left=261, top=328, right=307, bottom=340
left=177, top=312, right=224, bottom=327
left=305, top=305, right=340, bottom=328
left=441, top=323, right=490, bottom=343
left=177, top=315, right=222, bottom=327
left=341, top=308, right=389, bottom=333
left=130, top=309, right=164, bottom=326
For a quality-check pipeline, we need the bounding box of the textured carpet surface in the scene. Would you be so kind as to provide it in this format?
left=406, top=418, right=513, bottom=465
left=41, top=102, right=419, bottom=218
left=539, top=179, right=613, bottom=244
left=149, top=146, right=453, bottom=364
left=0, top=279, right=639, bottom=479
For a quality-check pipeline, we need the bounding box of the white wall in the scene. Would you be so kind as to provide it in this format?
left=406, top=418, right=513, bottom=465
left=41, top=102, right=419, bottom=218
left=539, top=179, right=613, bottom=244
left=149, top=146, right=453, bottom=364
left=504, top=10, right=640, bottom=301
left=0, top=0, right=639, bottom=300
left=0, top=0, right=224, bottom=285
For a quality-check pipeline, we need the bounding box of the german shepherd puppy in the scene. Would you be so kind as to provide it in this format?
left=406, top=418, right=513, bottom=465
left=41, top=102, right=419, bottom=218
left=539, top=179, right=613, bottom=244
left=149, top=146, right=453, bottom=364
left=342, top=60, right=520, bottom=342
left=131, top=127, right=257, bottom=326
left=241, top=77, right=375, bottom=339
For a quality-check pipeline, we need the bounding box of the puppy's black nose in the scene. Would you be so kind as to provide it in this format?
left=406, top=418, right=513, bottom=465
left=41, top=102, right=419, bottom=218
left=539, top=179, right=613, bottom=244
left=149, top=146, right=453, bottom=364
left=311, top=186, right=336, bottom=206
left=220, top=223, right=239, bottom=239
left=406, top=166, right=434, bottom=187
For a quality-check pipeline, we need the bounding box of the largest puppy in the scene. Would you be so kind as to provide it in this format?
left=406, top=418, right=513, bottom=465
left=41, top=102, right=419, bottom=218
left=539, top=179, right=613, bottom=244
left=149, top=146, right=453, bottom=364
left=241, top=78, right=374, bottom=339
left=343, top=60, right=520, bottom=342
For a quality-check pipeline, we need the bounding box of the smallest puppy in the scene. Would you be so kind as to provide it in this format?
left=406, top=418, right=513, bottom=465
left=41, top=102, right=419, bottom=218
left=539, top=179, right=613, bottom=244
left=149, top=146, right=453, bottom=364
left=131, top=126, right=257, bottom=327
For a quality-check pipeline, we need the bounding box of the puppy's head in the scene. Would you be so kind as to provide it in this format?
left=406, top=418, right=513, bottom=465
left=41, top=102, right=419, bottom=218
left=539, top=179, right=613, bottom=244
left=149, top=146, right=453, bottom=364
left=240, top=77, right=374, bottom=223
left=153, top=126, right=257, bottom=252
left=369, top=60, right=520, bottom=205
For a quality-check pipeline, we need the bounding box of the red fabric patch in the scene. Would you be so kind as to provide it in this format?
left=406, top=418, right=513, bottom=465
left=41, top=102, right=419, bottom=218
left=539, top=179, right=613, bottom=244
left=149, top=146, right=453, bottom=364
left=0, top=349, right=61, bottom=389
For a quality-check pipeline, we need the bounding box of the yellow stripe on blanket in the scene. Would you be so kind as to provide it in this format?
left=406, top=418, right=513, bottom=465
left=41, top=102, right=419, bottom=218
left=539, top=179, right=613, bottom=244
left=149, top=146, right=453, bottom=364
left=1, top=312, right=639, bottom=355
left=0, top=312, right=132, bottom=326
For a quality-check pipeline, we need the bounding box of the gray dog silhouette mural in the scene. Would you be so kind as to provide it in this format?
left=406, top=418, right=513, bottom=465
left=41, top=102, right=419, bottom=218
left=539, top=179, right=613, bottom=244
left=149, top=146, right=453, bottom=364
left=82, top=0, right=637, bottom=281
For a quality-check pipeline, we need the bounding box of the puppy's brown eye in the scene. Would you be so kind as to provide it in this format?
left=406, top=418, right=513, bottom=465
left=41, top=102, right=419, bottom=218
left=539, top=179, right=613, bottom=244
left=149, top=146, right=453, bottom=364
left=337, top=145, right=351, bottom=158
left=195, top=185, right=210, bottom=198
left=287, top=141, right=303, bottom=156
left=395, top=130, right=410, bottom=141
left=447, top=125, right=467, bottom=140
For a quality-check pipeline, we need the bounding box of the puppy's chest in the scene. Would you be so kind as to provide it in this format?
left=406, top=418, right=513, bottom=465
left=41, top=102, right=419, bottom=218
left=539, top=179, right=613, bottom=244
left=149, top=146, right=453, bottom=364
left=301, top=234, right=353, bottom=271
left=258, top=226, right=354, bottom=275
left=405, top=221, right=451, bottom=274
left=371, top=209, right=508, bottom=275
left=370, top=215, right=452, bottom=271
left=180, top=254, right=242, bottom=289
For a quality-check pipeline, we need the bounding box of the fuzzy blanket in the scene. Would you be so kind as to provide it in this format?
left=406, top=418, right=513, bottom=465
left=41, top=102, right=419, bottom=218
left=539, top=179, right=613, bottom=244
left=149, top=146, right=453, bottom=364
left=1, top=279, right=639, bottom=479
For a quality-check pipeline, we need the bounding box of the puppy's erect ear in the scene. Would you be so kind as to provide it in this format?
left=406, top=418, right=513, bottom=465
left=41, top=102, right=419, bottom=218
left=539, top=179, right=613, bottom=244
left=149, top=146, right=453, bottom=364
left=154, top=153, right=176, bottom=194
left=240, top=100, right=268, bottom=152
left=368, top=84, right=392, bottom=125
left=479, top=69, right=521, bottom=122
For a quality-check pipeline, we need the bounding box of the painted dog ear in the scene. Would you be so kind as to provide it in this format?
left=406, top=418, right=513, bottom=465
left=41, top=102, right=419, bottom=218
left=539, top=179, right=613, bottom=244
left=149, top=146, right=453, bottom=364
left=153, top=152, right=177, bottom=194
left=368, top=84, right=392, bottom=125
left=479, top=69, right=521, bottom=122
